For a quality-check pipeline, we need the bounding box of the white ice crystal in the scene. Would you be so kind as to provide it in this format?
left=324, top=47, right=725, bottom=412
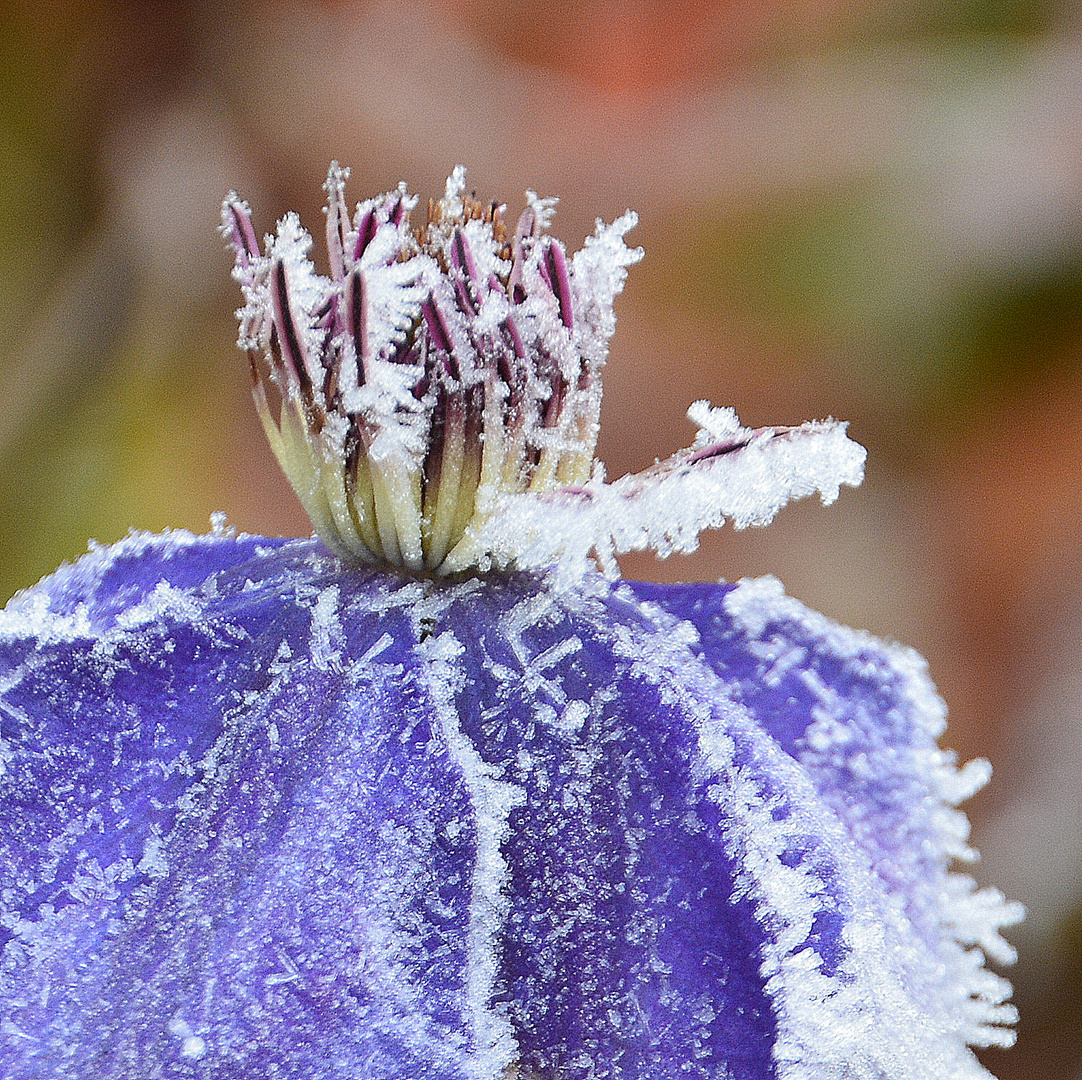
left=0, top=527, right=1021, bottom=1078
left=223, top=166, right=864, bottom=578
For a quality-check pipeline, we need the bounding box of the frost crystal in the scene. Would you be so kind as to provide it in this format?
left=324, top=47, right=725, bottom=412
left=223, top=165, right=864, bottom=575
left=0, top=165, right=1019, bottom=1080
left=0, top=534, right=1021, bottom=1079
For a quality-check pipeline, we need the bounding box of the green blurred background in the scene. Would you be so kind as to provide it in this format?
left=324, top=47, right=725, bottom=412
left=3, top=1, right=1081, bottom=1075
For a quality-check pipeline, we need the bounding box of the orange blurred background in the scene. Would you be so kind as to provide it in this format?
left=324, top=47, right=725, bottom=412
left=2, top=1, right=1081, bottom=1075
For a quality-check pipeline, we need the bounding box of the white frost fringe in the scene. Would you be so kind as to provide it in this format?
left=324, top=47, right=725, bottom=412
left=466, top=405, right=866, bottom=580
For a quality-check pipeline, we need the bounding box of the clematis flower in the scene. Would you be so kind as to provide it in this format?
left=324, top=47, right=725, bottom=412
left=0, top=166, right=1021, bottom=1080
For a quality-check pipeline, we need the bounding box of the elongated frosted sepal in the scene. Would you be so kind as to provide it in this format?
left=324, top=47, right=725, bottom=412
left=458, top=410, right=865, bottom=579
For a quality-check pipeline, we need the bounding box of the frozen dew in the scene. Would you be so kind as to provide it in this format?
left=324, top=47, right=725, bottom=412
left=481, top=407, right=866, bottom=581
left=168, top=1018, right=206, bottom=1061
left=223, top=165, right=864, bottom=578
left=0, top=532, right=1021, bottom=1077
left=0, top=165, right=1019, bottom=1080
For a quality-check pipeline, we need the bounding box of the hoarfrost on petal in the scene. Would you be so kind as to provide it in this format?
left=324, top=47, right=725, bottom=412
left=471, top=409, right=866, bottom=579
left=1, top=532, right=1016, bottom=1078
left=631, top=572, right=1025, bottom=1059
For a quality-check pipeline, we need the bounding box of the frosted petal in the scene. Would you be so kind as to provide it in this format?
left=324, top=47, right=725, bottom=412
left=0, top=533, right=1015, bottom=1079
left=630, top=575, right=1024, bottom=1053
left=470, top=411, right=866, bottom=578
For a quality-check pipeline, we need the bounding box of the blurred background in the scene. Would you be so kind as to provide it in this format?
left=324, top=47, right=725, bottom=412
left=1, top=0, right=1080, bottom=1073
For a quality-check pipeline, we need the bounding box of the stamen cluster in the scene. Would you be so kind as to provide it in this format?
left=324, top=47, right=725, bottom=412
left=223, top=164, right=640, bottom=574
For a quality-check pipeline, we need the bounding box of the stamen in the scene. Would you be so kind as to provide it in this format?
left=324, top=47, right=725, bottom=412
left=223, top=198, right=260, bottom=269
left=449, top=228, right=482, bottom=316
left=424, top=395, right=469, bottom=569
left=270, top=260, right=315, bottom=412
left=344, top=267, right=369, bottom=384
left=508, top=206, right=539, bottom=304
left=224, top=165, right=665, bottom=576
left=324, top=162, right=350, bottom=281
left=540, top=240, right=574, bottom=331
left=353, top=207, right=379, bottom=262
left=421, top=295, right=456, bottom=367
left=386, top=193, right=407, bottom=229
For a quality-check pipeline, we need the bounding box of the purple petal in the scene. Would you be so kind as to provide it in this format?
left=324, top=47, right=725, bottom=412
left=2, top=544, right=473, bottom=1078
left=0, top=535, right=1016, bottom=1079
left=630, top=577, right=1022, bottom=1033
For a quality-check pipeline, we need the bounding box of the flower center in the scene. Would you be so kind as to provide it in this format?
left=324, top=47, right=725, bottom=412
left=223, top=164, right=640, bottom=575
left=224, top=164, right=866, bottom=581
